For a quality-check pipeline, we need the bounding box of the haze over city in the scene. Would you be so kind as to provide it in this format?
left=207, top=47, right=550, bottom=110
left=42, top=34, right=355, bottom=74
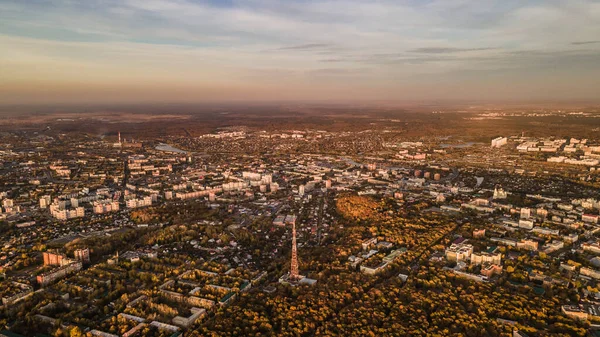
left=2, top=0, right=600, bottom=104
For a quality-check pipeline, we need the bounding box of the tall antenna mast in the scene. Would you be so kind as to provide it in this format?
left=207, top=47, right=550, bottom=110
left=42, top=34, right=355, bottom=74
left=290, top=222, right=299, bottom=280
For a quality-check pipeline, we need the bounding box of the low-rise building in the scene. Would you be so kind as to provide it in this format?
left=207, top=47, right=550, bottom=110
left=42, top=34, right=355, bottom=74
left=582, top=241, right=600, bottom=254
left=541, top=240, right=564, bottom=253
left=473, top=229, right=486, bottom=239
left=471, top=251, right=502, bottom=266
left=582, top=214, right=600, bottom=224
left=480, top=263, right=503, bottom=278
left=562, top=304, right=600, bottom=320
left=580, top=267, right=600, bottom=279
left=517, top=239, right=539, bottom=251
left=37, top=261, right=82, bottom=286
left=532, top=227, right=560, bottom=236
left=361, top=238, right=378, bottom=251
left=445, top=242, right=473, bottom=262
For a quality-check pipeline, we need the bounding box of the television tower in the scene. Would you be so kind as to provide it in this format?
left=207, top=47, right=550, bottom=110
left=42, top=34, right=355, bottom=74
left=118, top=131, right=121, bottom=144
left=290, top=222, right=300, bottom=281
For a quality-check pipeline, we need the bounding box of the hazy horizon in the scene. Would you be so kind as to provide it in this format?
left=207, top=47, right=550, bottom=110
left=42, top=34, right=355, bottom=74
left=1, top=0, right=600, bottom=105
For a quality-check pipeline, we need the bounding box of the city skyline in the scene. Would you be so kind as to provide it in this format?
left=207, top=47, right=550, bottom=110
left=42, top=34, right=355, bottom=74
left=1, top=0, right=600, bottom=104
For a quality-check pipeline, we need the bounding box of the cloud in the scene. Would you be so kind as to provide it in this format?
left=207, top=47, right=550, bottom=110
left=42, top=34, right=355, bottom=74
left=571, top=40, right=600, bottom=45
left=277, top=43, right=334, bottom=51
left=1, top=0, right=600, bottom=103
left=307, top=68, right=367, bottom=76
left=408, top=47, right=495, bottom=54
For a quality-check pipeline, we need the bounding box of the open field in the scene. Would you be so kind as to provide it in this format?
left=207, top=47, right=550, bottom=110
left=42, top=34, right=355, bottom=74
left=1, top=103, right=600, bottom=141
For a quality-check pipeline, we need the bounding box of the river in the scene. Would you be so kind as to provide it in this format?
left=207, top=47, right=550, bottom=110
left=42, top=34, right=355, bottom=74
left=155, top=143, right=187, bottom=154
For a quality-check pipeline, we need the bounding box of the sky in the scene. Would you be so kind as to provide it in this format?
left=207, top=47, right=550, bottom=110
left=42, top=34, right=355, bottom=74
left=1, top=0, right=600, bottom=104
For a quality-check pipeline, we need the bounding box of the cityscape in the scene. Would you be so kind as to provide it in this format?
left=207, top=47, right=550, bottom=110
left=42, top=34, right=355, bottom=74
left=1, top=106, right=600, bottom=336
left=2, top=0, right=600, bottom=336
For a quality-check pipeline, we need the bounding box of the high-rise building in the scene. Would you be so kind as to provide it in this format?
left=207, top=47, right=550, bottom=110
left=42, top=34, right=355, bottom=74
left=74, top=248, right=90, bottom=264
left=520, top=207, right=531, bottom=219
left=43, top=252, right=67, bottom=266
left=39, top=195, right=51, bottom=208
left=491, top=136, right=508, bottom=148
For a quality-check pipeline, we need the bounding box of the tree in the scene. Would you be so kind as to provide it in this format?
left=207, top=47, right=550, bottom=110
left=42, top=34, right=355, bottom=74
left=69, top=327, right=84, bottom=337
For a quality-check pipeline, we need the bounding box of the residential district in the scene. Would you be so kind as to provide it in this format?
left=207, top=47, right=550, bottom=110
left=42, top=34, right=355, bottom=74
left=3, top=123, right=600, bottom=336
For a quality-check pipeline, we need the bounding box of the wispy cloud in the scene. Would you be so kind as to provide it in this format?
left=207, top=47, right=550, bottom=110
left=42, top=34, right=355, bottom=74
left=277, top=43, right=334, bottom=51
left=408, top=47, right=495, bottom=54
left=1, top=0, right=600, bottom=103
left=571, top=40, right=600, bottom=45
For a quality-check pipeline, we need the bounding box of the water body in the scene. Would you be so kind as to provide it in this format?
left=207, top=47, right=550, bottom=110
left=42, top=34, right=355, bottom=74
left=342, top=157, right=362, bottom=166
left=440, top=142, right=481, bottom=149
left=155, top=143, right=187, bottom=154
